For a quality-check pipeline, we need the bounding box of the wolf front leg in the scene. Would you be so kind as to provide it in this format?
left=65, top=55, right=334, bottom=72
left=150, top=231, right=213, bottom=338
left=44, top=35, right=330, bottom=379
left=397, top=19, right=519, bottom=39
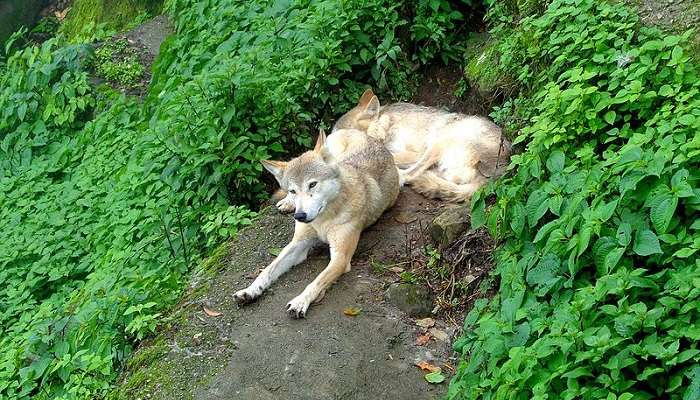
left=276, top=193, right=295, bottom=214
left=233, top=222, right=317, bottom=305
left=271, top=188, right=295, bottom=214
left=286, top=227, right=361, bottom=318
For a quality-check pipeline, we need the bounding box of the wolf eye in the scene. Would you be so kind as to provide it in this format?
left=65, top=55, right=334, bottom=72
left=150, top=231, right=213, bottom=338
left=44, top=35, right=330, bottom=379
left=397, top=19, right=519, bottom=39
left=308, top=181, right=318, bottom=189
left=289, top=189, right=296, bottom=194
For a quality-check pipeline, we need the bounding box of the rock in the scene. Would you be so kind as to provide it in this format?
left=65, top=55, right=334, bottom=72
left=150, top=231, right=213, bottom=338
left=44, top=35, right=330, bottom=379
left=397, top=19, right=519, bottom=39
left=429, top=205, right=470, bottom=245
left=385, top=283, right=433, bottom=317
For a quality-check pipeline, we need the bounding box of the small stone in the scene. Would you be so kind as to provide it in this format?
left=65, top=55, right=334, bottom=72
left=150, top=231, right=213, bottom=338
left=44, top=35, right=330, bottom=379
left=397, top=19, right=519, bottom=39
left=385, top=283, right=433, bottom=317
left=429, top=328, right=449, bottom=342
left=429, top=205, right=470, bottom=245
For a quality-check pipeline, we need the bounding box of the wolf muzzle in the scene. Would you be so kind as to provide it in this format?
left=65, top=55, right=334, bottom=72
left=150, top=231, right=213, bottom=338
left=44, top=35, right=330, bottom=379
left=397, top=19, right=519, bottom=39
left=294, top=212, right=309, bottom=222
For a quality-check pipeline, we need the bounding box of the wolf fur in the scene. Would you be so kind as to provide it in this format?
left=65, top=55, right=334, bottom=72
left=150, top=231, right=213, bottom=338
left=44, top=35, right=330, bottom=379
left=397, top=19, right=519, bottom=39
left=234, top=129, right=399, bottom=317
left=333, top=89, right=512, bottom=202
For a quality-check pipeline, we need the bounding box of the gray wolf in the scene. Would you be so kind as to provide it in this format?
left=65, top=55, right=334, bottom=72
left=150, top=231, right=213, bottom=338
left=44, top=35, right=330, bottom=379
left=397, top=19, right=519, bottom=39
left=333, top=89, right=512, bottom=202
left=234, top=129, right=400, bottom=317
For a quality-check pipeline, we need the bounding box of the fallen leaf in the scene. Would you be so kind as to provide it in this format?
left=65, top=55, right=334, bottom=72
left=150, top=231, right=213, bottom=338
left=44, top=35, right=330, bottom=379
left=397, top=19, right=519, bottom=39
left=203, top=305, right=223, bottom=317
left=268, top=247, right=283, bottom=257
left=424, top=371, right=446, bottom=384
left=343, top=307, right=362, bottom=316
left=415, top=360, right=441, bottom=373
left=389, top=266, right=405, bottom=273
left=415, top=317, right=435, bottom=329
left=54, top=7, right=70, bottom=21
left=394, top=212, right=417, bottom=224
left=442, top=363, right=455, bottom=372
left=415, top=334, right=431, bottom=346
left=429, top=328, right=449, bottom=342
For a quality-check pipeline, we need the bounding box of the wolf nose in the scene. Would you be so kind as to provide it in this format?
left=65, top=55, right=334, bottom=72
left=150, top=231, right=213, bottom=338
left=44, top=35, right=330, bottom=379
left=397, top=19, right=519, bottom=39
left=294, top=212, right=308, bottom=222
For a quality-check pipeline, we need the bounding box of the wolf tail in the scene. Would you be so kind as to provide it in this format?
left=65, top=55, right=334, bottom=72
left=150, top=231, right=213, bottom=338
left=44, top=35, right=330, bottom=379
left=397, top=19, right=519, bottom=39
left=407, top=170, right=482, bottom=203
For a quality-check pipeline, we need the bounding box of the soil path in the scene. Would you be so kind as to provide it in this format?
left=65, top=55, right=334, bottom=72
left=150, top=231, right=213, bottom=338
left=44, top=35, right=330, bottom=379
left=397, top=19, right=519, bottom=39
left=115, top=190, right=458, bottom=400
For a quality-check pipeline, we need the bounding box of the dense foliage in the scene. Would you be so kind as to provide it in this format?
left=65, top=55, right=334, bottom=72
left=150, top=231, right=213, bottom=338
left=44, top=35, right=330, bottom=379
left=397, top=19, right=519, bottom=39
left=0, top=0, right=467, bottom=398
left=450, top=0, right=700, bottom=399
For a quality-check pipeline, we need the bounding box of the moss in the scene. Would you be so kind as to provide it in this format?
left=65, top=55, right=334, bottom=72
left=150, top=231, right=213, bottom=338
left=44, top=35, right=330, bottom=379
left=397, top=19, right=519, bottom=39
left=61, top=0, right=164, bottom=41
left=461, top=33, right=503, bottom=97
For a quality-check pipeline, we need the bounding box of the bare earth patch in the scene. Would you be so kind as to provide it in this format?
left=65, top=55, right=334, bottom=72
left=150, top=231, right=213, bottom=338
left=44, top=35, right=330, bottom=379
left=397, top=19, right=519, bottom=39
left=114, top=189, right=464, bottom=399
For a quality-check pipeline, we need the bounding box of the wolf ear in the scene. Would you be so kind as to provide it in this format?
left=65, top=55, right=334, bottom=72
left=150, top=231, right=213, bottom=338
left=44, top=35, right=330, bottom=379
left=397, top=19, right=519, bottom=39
left=313, top=128, right=327, bottom=153
left=260, top=160, right=287, bottom=183
left=314, top=128, right=334, bottom=163
left=360, top=95, right=380, bottom=119
left=357, top=88, right=375, bottom=107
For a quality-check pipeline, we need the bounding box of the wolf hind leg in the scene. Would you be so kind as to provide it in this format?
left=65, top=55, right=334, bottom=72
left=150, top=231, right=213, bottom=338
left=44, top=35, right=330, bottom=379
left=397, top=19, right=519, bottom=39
left=400, top=145, right=442, bottom=183
left=392, top=150, right=423, bottom=169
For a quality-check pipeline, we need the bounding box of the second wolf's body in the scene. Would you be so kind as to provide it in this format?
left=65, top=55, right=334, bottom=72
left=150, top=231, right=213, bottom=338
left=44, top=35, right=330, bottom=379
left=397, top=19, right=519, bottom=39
left=333, top=90, right=512, bottom=202
left=235, top=129, right=399, bottom=317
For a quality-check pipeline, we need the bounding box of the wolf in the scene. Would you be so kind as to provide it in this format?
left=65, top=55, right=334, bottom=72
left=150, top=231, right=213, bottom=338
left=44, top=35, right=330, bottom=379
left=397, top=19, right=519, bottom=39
left=333, top=89, right=512, bottom=202
left=234, top=129, right=400, bottom=318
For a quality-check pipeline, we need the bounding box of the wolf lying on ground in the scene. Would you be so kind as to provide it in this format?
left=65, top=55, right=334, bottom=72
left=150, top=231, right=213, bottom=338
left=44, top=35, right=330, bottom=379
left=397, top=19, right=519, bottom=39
left=274, top=90, right=512, bottom=214
left=234, top=129, right=400, bottom=317
left=333, top=89, right=512, bottom=202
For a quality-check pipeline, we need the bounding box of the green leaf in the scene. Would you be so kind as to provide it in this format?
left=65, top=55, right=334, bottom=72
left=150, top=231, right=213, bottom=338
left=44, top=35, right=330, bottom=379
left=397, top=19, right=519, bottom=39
left=679, top=114, right=696, bottom=126
left=578, top=224, right=592, bottom=256
left=633, top=229, right=663, bottom=256
left=670, top=45, right=684, bottom=65
left=471, top=197, right=486, bottom=229
left=604, top=247, right=626, bottom=272
left=546, top=150, right=565, bottom=173
left=659, top=85, right=674, bottom=96
left=510, top=202, right=526, bottom=235
left=616, top=223, right=632, bottom=246
left=683, top=365, right=700, bottom=400
left=534, top=220, right=559, bottom=243
left=425, top=371, right=445, bottom=384
left=604, top=110, right=616, bottom=125
left=650, top=194, right=677, bottom=234
left=526, top=190, right=549, bottom=227
left=596, top=199, right=618, bottom=222
left=527, top=254, right=561, bottom=295
left=673, top=248, right=698, bottom=258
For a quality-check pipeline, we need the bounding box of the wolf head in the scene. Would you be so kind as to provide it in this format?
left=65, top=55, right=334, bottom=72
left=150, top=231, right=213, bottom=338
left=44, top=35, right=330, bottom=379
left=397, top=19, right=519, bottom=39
left=261, top=130, right=341, bottom=223
left=333, top=88, right=380, bottom=132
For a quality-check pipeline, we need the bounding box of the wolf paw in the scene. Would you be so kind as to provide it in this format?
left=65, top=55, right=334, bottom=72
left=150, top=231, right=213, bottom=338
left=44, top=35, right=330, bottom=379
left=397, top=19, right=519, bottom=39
left=286, top=295, right=311, bottom=318
left=233, top=287, right=261, bottom=305
left=276, top=197, right=295, bottom=214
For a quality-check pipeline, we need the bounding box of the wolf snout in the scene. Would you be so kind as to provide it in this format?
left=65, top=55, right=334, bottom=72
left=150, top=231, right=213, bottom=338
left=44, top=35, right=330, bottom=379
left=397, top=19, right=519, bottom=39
left=294, top=212, right=308, bottom=222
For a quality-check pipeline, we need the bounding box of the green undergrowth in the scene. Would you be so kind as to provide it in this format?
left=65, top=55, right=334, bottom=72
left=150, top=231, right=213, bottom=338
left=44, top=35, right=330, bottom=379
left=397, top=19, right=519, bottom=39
left=91, top=38, right=145, bottom=88
left=0, top=0, right=474, bottom=398
left=449, top=0, right=700, bottom=399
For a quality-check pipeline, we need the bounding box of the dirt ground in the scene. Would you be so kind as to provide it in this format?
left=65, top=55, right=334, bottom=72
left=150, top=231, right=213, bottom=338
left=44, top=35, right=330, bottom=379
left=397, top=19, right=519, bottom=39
left=631, top=0, right=700, bottom=31
left=114, top=189, right=463, bottom=400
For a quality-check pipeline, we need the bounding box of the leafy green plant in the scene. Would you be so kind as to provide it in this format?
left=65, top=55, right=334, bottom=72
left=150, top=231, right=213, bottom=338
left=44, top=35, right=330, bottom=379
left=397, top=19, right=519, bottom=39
left=400, top=271, right=418, bottom=284
left=410, top=0, right=470, bottom=65
left=92, top=38, right=145, bottom=87
left=202, top=206, right=257, bottom=248
left=450, top=1, right=700, bottom=399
